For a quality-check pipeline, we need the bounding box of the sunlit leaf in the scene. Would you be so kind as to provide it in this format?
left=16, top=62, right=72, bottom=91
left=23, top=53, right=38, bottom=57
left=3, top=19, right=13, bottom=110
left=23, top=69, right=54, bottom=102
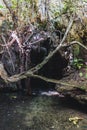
left=0, top=5, right=4, bottom=9
left=79, top=72, right=83, bottom=77
left=11, top=96, right=17, bottom=99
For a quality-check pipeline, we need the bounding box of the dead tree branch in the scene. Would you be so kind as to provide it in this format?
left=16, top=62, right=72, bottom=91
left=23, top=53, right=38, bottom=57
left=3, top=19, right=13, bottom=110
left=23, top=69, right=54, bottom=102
left=30, top=17, right=74, bottom=72
left=62, top=41, right=87, bottom=50
left=0, top=17, right=74, bottom=87
left=3, top=0, right=12, bottom=14
left=0, top=62, right=86, bottom=89
left=0, top=62, right=75, bottom=87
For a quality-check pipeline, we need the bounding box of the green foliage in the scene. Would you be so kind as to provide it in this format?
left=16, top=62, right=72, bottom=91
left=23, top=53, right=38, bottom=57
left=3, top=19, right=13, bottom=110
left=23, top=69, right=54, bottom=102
left=0, top=20, right=13, bottom=32
left=49, top=0, right=79, bottom=31
left=80, top=86, right=86, bottom=90
left=79, top=67, right=87, bottom=79
left=73, top=58, right=83, bottom=69
left=11, top=0, right=17, bottom=9
left=83, top=0, right=87, bottom=2
left=1, top=0, right=85, bottom=31
left=79, top=72, right=83, bottom=77
left=62, top=0, right=77, bottom=14
left=10, top=0, right=38, bottom=25
left=0, top=5, right=4, bottom=8
left=73, top=45, right=80, bottom=57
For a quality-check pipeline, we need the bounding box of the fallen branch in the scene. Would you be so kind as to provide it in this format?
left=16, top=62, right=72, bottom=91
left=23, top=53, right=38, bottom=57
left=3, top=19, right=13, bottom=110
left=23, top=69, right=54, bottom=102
left=62, top=41, right=87, bottom=50
left=1, top=62, right=87, bottom=91
left=27, top=74, right=76, bottom=87
left=0, top=62, right=75, bottom=87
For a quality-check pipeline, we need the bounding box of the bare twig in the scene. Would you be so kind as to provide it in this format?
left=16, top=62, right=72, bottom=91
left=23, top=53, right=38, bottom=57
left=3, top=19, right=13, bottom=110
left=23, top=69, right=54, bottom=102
left=62, top=41, right=87, bottom=50
left=29, top=38, right=44, bottom=45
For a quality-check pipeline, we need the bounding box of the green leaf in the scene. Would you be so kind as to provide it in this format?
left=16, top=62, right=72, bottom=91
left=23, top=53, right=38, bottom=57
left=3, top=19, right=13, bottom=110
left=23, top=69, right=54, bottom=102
left=0, top=5, right=4, bottom=9
left=79, top=72, right=83, bottom=77
left=11, top=96, right=17, bottom=99
left=80, top=86, right=85, bottom=90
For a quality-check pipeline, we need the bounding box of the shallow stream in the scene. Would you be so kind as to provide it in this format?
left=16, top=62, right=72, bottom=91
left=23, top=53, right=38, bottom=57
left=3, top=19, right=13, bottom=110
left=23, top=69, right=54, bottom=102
left=0, top=88, right=87, bottom=130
